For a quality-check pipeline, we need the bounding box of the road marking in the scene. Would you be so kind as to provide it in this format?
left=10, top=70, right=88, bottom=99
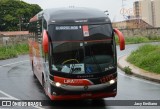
left=0, top=90, right=44, bottom=109
left=0, top=59, right=159, bottom=87
left=0, top=90, right=17, bottom=100
left=0, top=60, right=29, bottom=68
left=0, top=60, right=44, bottom=109
left=0, top=97, right=16, bottom=100
left=118, top=69, right=160, bottom=86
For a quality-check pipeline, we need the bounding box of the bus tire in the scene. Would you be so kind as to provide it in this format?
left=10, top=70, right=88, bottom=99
left=42, top=74, right=47, bottom=95
left=32, top=61, right=36, bottom=78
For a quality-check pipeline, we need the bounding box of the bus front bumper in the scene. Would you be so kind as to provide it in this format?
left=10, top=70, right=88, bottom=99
left=48, top=91, right=117, bottom=100
left=48, top=79, right=117, bottom=100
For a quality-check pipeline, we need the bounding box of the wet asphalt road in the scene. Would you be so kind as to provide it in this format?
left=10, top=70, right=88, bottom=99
left=0, top=43, right=160, bottom=109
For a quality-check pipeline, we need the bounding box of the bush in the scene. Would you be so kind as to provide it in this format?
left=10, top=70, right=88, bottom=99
left=123, top=66, right=132, bottom=75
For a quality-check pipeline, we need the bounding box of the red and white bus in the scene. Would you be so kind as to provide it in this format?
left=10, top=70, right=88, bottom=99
left=28, top=7, right=125, bottom=100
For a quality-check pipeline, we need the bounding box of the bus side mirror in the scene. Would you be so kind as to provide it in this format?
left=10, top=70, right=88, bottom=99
left=42, top=30, right=49, bottom=53
left=114, top=28, right=125, bottom=50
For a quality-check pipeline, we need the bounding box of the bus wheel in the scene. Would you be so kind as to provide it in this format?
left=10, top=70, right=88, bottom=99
left=42, top=75, right=47, bottom=95
left=32, top=61, right=36, bottom=78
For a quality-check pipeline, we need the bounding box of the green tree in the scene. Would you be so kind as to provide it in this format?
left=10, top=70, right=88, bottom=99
left=0, top=0, right=42, bottom=31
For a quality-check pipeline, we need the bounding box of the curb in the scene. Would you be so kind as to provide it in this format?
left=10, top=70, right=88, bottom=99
left=118, top=55, right=160, bottom=83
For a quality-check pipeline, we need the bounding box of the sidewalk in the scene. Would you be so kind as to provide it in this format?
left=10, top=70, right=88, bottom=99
left=118, top=55, right=160, bottom=83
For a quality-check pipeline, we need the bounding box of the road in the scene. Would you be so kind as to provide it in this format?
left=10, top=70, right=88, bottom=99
left=0, top=43, right=160, bottom=109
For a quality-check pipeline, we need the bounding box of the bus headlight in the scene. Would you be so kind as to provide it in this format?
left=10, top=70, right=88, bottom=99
left=55, top=82, right=61, bottom=87
left=109, top=79, right=115, bottom=85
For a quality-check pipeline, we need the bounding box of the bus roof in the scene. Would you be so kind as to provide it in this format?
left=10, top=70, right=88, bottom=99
left=32, top=7, right=111, bottom=25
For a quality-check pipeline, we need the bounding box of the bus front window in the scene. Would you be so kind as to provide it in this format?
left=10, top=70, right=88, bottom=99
left=52, top=42, right=85, bottom=74
left=84, top=41, right=114, bottom=73
left=49, top=24, right=115, bottom=74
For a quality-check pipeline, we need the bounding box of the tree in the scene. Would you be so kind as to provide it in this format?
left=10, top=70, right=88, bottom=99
left=0, top=0, right=42, bottom=31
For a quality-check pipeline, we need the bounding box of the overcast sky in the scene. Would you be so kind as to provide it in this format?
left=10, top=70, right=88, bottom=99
left=22, top=0, right=136, bottom=22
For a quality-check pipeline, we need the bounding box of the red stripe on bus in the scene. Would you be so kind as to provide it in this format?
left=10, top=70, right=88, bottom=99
left=51, top=38, right=112, bottom=43
left=54, top=76, right=93, bottom=86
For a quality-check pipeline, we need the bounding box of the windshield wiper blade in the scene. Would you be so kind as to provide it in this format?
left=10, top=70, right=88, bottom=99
left=87, top=45, right=102, bottom=73
left=91, top=55, right=102, bottom=73
left=69, top=49, right=80, bottom=74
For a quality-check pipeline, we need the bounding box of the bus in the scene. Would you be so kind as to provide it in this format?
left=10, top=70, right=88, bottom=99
left=28, top=7, right=125, bottom=100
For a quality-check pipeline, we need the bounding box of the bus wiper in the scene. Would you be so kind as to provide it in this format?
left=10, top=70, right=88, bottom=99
left=69, top=50, right=79, bottom=74
left=91, top=55, right=102, bottom=73
left=89, top=46, right=102, bottom=73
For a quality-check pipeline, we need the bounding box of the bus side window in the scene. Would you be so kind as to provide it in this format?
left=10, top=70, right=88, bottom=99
left=33, top=20, right=42, bottom=43
left=45, top=53, right=48, bottom=62
left=34, top=21, right=38, bottom=42
left=42, top=49, right=48, bottom=62
left=31, top=21, right=37, bottom=41
left=29, top=22, right=35, bottom=40
left=43, top=19, right=47, bottom=29
left=42, top=20, right=48, bottom=63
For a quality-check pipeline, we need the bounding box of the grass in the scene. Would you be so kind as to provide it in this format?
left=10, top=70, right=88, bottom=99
left=115, top=35, right=160, bottom=44
left=125, top=36, right=149, bottom=44
left=127, top=44, right=160, bottom=74
left=0, top=43, right=29, bottom=60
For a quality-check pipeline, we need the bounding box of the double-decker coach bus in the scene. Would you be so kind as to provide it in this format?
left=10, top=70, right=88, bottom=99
left=28, top=7, right=125, bottom=100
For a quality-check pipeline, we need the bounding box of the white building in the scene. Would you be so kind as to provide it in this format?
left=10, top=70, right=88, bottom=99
left=152, top=0, right=160, bottom=27
left=133, top=0, right=160, bottom=27
left=140, top=0, right=153, bottom=26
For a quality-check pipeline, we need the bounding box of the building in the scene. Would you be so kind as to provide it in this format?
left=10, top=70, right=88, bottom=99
left=133, top=0, right=153, bottom=26
left=133, top=0, right=160, bottom=27
left=112, top=19, right=153, bottom=29
left=141, top=0, right=153, bottom=26
left=133, top=1, right=141, bottom=18
left=151, top=0, right=155, bottom=26
left=152, top=0, right=160, bottom=27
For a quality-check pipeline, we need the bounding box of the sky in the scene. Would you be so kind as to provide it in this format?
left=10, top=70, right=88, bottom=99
left=22, top=0, right=137, bottom=22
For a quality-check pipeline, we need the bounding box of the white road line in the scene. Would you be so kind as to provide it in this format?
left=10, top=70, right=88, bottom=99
left=0, top=90, right=17, bottom=100
left=118, top=70, right=160, bottom=86
left=0, top=90, right=44, bottom=109
left=0, top=60, right=29, bottom=68
left=0, top=60, right=44, bottom=109
left=0, top=97, right=16, bottom=100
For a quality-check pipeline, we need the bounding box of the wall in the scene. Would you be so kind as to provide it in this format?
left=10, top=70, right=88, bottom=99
left=112, top=19, right=153, bottom=29
left=120, top=28, right=160, bottom=37
left=0, top=34, right=29, bottom=46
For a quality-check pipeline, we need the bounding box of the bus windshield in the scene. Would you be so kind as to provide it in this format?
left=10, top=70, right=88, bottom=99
left=49, top=24, right=115, bottom=74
